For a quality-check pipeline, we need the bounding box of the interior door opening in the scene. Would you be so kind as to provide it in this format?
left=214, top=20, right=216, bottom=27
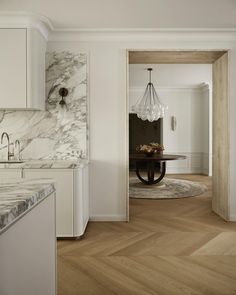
left=126, top=50, right=229, bottom=221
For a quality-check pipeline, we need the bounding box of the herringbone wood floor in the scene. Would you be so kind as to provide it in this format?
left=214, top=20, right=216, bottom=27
left=57, top=175, right=236, bottom=295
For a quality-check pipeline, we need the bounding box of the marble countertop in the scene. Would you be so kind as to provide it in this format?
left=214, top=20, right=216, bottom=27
left=0, top=159, right=89, bottom=169
left=0, top=178, right=55, bottom=234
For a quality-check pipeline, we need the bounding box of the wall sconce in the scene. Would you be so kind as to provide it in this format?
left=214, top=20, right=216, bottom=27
left=171, top=116, right=177, bottom=131
left=59, top=87, right=68, bottom=107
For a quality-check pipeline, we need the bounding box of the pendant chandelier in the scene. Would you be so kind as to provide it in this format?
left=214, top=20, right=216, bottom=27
left=132, top=68, right=167, bottom=122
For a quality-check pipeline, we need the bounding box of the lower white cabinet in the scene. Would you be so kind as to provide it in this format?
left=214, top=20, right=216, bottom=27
left=0, top=166, right=89, bottom=238
left=23, top=167, right=89, bottom=238
left=0, top=168, right=22, bottom=178
left=73, top=166, right=90, bottom=237
left=0, top=191, right=56, bottom=295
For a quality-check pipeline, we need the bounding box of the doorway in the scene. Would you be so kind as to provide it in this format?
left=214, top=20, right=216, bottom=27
left=126, top=50, right=229, bottom=221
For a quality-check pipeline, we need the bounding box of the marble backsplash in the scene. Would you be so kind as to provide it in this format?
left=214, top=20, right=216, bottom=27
left=0, top=51, right=88, bottom=160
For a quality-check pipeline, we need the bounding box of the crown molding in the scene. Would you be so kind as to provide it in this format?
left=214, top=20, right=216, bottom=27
left=0, top=11, right=53, bottom=40
left=49, top=27, right=236, bottom=43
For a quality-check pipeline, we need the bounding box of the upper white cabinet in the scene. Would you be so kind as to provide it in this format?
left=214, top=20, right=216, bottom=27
left=0, top=29, right=26, bottom=109
left=0, top=27, right=46, bottom=110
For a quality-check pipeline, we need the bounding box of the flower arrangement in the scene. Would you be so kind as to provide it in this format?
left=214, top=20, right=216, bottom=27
left=136, top=142, right=164, bottom=156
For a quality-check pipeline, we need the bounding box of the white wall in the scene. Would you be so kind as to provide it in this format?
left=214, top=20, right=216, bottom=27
left=48, top=31, right=236, bottom=221
left=129, top=64, right=212, bottom=174
left=48, top=42, right=128, bottom=221
left=129, top=64, right=212, bottom=87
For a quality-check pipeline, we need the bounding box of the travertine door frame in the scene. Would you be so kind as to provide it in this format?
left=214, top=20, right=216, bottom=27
left=127, top=50, right=229, bottom=221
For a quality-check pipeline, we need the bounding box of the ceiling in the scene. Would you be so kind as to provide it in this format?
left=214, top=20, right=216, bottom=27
left=0, top=0, right=236, bottom=29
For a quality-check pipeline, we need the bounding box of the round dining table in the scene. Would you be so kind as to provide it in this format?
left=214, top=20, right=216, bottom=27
left=130, top=154, right=186, bottom=185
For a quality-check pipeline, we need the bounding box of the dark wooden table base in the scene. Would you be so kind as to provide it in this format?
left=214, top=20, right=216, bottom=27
left=135, top=161, right=166, bottom=185
left=130, top=154, right=186, bottom=185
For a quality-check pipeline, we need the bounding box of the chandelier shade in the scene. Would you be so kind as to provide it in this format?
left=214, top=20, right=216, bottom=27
left=132, top=68, right=167, bottom=122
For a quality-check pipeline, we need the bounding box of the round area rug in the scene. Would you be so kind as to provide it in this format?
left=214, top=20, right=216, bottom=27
left=129, top=177, right=207, bottom=199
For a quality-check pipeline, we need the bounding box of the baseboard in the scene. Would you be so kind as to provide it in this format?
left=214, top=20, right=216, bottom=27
left=229, top=215, right=236, bottom=221
left=166, top=168, right=203, bottom=174
left=89, top=215, right=127, bottom=222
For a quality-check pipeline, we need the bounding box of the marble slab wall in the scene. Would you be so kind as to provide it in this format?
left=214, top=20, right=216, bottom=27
left=0, top=51, right=88, bottom=160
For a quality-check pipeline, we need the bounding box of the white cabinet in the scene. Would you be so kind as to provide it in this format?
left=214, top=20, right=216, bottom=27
left=23, top=167, right=89, bottom=238
left=26, top=28, right=46, bottom=110
left=74, top=165, right=89, bottom=236
left=0, top=29, right=26, bottom=108
left=0, top=166, right=89, bottom=238
left=23, top=169, right=74, bottom=237
left=0, top=168, right=22, bottom=178
left=0, top=191, right=56, bottom=295
left=0, top=28, right=46, bottom=110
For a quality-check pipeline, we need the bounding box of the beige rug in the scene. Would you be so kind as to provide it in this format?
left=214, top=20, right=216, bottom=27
left=129, top=177, right=207, bottom=199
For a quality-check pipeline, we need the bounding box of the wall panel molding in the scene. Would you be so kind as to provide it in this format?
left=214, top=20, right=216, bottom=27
left=166, top=152, right=210, bottom=175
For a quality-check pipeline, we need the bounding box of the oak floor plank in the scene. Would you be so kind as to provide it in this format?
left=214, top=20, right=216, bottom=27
left=58, top=175, right=236, bottom=295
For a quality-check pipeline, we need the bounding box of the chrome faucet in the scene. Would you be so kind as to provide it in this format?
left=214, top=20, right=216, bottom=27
left=15, top=139, right=21, bottom=160
left=1, top=132, right=14, bottom=161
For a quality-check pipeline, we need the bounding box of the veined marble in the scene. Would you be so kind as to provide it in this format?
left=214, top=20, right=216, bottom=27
left=0, top=51, right=88, bottom=161
left=0, top=178, right=55, bottom=234
left=0, top=159, right=89, bottom=169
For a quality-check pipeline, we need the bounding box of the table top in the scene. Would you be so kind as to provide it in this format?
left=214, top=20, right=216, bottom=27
left=130, top=154, right=186, bottom=162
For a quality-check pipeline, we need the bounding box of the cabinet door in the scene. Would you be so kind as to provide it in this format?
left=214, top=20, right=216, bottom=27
left=0, top=29, right=27, bottom=108
left=0, top=169, right=22, bottom=178
left=74, top=166, right=89, bottom=236
left=23, top=169, right=74, bottom=237
left=27, top=28, right=46, bottom=110
left=0, top=192, right=56, bottom=295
